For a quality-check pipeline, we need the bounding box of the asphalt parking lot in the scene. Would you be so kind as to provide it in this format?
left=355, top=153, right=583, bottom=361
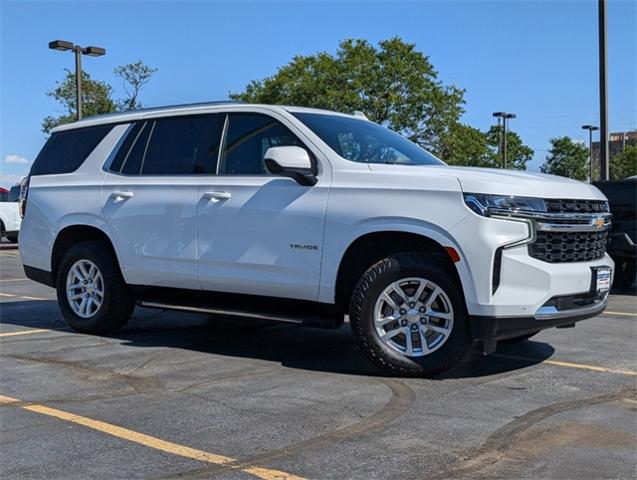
left=1, top=245, right=636, bottom=480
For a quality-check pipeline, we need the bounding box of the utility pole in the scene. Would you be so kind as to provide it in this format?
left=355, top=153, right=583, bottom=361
left=49, top=40, right=106, bottom=120
left=598, top=0, right=609, bottom=180
left=582, top=125, right=599, bottom=182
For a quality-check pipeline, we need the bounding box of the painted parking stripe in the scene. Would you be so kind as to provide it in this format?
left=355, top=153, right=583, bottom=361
left=0, top=394, right=305, bottom=480
left=604, top=311, right=637, bottom=317
left=0, top=292, right=49, bottom=301
left=495, top=354, right=637, bottom=376
left=0, top=329, right=50, bottom=338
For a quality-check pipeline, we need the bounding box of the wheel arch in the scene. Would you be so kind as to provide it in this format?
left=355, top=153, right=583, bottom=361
left=51, top=224, right=122, bottom=283
left=333, top=229, right=469, bottom=312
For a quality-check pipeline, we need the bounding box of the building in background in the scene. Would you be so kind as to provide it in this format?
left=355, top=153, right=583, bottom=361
left=592, top=130, right=637, bottom=180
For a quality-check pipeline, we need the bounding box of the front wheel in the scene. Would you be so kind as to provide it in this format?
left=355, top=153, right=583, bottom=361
left=56, top=240, right=134, bottom=334
left=350, top=252, right=471, bottom=377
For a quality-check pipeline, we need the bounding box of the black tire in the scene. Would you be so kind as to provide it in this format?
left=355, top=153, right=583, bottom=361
left=56, top=240, right=134, bottom=334
left=350, top=252, right=471, bottom=377
left=501, top=331, right=539, bottom=343
left=6, top=233, right=18, bottom=243
left=613, top=258, right=636, bottom=290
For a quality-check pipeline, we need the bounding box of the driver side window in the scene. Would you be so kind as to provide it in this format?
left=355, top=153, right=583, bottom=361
left=218, top=113, right=305, bottom=175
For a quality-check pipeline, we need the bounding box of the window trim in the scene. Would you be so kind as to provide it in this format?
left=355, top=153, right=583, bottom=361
left=102, top=110, right=319, bottom=179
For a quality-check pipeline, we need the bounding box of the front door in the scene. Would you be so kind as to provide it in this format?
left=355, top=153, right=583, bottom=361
left=197, top=112, right=329, bottom=301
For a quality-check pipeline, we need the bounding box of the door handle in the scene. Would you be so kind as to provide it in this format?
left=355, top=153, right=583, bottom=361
left=109, top=191, right=134, bottom=202
left=202, top=191, right=232, bottom=202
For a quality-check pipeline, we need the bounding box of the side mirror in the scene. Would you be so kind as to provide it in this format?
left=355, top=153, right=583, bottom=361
left=264, top=146, right=317, bottom=186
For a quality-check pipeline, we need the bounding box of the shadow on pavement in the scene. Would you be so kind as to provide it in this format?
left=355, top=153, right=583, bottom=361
left=0, top=300, right=554, bottom=379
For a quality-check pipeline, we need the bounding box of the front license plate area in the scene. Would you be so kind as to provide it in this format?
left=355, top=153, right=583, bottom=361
left=594, top=267, right=611, bottom=292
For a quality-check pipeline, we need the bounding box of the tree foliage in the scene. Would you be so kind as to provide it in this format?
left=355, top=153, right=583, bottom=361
left=484, top=126, right=534, bottom=170
left=42, top=69, right=116, bottom=133
left=232, top=37, right=466, bottom=157
left=541, top=136, right=589, bottom=180
left=232, top=37, right=535, bottom=169
left=610, top=145, right=637, bottom=180
left=114, top=60, right=158, bottom=111
left=43, top=61, right=157, bottom=133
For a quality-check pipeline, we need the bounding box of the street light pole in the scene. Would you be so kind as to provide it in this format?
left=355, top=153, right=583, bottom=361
left=598, top=0, right=609, bottom=180
left=74, top=47, right=83, bottom=120
left=582, top=125, right=599, bottom=183
left=49, top=40, right=106, bottom=121
left=493, top=112, right=516, bottom=169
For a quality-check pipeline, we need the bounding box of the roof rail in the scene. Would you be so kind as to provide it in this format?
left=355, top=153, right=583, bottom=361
left=81, top=100, right=243, bottom=122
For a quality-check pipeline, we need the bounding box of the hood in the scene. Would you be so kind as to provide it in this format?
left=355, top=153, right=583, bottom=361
left=367, top=164, right=607, bottom=200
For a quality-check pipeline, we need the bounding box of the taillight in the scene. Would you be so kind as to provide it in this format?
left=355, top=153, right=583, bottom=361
left=19, top=176, right=29, bottom=218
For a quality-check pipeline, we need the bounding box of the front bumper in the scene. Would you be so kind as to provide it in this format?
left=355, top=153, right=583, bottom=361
left=471, top=293, right=608, bottom=354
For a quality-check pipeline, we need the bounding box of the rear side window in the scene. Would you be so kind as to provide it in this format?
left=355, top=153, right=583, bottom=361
left=7, top=186, right=20, bottom=202
left=219, top=113, right=305, bottom=175
left=30, top=124, right=114, bottom=176
left=142, top=115, right=224, bottom=175
left=0, top=190, right=7, bottom=202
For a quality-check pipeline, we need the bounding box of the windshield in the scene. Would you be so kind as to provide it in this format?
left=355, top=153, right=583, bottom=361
left=292, top=112, right=444, bottom=166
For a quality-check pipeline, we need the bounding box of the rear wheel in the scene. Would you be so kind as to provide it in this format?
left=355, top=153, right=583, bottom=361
left=350, top=252, right=471, bottom=377
left=56, top=240, right=134, bottom=334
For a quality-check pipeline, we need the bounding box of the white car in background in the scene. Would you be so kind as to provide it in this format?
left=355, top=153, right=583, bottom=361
left=0, top=184, right=21, bottom=243
left=18, top=102, right=614, bottom=376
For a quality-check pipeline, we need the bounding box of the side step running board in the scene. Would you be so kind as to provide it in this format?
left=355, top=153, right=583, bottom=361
left=131, top=286, right=344, bottom=329
left=138, top=300, right=303, bottom=325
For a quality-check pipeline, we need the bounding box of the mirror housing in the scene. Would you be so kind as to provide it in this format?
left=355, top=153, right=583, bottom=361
left=264, top=146, right=317, bottom=186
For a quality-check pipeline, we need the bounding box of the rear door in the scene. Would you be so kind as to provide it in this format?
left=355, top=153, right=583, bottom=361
left=102, top=114, right=225, bottom=289
left=196, top=112, right=330, bottom=301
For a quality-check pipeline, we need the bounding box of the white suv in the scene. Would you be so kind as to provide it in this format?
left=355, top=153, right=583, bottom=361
left=19, top=102, right=613, bottom=376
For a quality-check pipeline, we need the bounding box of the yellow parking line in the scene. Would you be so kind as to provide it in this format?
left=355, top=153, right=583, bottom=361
left=495, top=354, right=637, bottom=376
left=604, top=311, right=637, bottom=317
left=0, top=394, right=304, bottom=480
left=0, top=329, right=49, bottom=338
left=0, top=292, right=49, bottom=301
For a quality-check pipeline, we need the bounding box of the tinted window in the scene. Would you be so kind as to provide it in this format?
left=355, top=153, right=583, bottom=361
left=108, top=122, right=145, bottom=172
left=293, top=112, right=443, bottom=166
left=30, top=124, right=114, bottom=176
left=219, top=113, right=305, bottom=175
left=7, top=186, right=21, bottom=202
left=122, top=122, right=152, bottom=175
left=141, top=115, right=224, bottom=175
left=0, top=190, right=7, bottom=202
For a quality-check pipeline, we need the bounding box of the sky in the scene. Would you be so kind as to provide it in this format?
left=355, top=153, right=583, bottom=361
left=1, top=0, right=635, bottom=188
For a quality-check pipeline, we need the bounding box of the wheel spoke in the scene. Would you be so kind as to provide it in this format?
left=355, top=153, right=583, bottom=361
left=376, top=314, right=398, bottom=327
left=380, top=326, right=402, bottom=342
left=67, top=282, right=83, bottom=290
left=423, top=286, right=441, bottom=309
left=68, top=293, right=83, bottom=301
left=71, top=266, right=85, bottom=282
left=418, top=326, right=431, bottom=353
left=428, top=309, right=453, bottom=321
left=381, top=292, right=401, bottom=312
left=426, top=323, right=450, bottom=335
left=391, top=282, right=410, bottom=305
left=412, top=280, right=428, bottom=303
left=403, top=327, right=414, bottom=355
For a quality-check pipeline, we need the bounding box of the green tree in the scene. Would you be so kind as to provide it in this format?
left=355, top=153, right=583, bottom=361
left=42, top=69, right=116, bottom=133
left=541, top=136, right=589, bottom=180
left=440, top=123, right=489, bottom=167
left=232, top=37, right=467, bottom=158
left=114, top=60, right=158, bottom=110
left=43, top=61, right=157, bottom=132
left=484, top=126, right=534, bottom=170
left=610, top=145, right=637, bottom=180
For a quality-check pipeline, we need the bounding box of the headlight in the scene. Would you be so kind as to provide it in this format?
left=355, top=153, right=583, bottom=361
left=464, top=193, right=547, bottom=217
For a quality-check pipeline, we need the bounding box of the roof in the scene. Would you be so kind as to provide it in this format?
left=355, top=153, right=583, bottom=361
left=51, top=102, right=363, bottom=133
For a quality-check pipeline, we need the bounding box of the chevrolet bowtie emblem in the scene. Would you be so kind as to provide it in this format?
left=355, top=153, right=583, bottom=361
left=593, top=217, right=606, bottom=229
